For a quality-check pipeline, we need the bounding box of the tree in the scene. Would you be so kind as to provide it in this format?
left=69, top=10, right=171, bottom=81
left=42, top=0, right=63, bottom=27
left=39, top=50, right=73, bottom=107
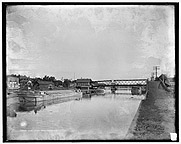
left=43, top=75, right=49, bottom=81
left=63, top=79, right=70, bottom=88
left=49, top=76, right=56, bottom=82
left=32, top=79, right=40, bottom=90
left=54, top=80, right=62, bottom=87
left=43, top=75, right=56, bottom=81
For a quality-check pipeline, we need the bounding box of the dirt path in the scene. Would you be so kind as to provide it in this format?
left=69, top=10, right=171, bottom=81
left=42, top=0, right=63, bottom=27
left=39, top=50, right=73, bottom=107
left=126, top=81, right=176, bottom=140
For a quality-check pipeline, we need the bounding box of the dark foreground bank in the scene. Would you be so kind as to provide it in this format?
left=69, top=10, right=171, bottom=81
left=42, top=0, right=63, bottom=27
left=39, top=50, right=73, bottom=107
left=126, top=81, right=176, bottom=140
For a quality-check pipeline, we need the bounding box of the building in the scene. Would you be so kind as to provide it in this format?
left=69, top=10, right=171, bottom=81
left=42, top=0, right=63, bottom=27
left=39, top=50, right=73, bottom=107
left=53, top=80, right=63, bottom=87
left=76, top=79, right=92, bottom=88
left=19, top=75, right=30, bottom=88
left=76, top=79, right=93, bottom=93
left=7, top=75, right=20, bottom=90
left=37, top=80, right=55, bottom=90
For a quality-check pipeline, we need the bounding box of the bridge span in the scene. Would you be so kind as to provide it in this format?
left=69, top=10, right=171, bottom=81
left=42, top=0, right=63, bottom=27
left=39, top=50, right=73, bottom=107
left=94, top=79, right=148, bottom=94
left=76, top=78, right=148, bottom=95
left=94, top=79, right=148, bottom=87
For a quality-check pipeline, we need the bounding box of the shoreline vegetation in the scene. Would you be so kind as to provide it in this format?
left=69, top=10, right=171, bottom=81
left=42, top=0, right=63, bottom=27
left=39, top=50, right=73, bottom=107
left=126, top=81, right=175, bottom=140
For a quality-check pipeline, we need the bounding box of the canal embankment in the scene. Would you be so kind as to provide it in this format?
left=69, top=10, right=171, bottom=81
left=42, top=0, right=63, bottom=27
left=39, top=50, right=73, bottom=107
left=126, top=81, right=175, bottom=140
left=7, top=90, right=82, bottom=117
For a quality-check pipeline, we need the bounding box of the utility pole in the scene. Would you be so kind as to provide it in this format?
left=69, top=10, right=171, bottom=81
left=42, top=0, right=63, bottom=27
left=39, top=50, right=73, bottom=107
left=151, top=72, right=154, bottom=81
left=153, top=66, right=160, bottom=79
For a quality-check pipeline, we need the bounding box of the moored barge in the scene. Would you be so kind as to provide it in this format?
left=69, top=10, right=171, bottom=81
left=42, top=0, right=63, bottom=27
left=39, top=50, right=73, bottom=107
left=18, top=91, right=82, bottom=102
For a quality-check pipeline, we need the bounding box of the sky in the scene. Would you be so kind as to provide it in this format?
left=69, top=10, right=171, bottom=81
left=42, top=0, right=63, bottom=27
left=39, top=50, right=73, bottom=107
left=6, top=5, right=175, bottom=80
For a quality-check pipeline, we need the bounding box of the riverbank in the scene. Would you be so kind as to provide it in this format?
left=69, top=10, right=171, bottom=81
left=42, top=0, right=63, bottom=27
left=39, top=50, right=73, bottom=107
left=126, top=81, right=175, bottom=140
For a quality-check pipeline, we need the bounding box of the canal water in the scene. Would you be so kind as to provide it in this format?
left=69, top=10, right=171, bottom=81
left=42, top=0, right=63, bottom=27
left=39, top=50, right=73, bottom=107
left=7, top=91, right=144, bottom=140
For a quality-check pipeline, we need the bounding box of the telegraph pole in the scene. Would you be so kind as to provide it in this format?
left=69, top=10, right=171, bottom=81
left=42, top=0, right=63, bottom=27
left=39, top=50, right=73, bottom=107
left=153, top=66, right=160, bottom=79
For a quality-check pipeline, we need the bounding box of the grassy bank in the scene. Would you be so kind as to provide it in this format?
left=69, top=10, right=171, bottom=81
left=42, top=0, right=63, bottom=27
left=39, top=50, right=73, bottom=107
left=126, top=81, right=175, bottom=140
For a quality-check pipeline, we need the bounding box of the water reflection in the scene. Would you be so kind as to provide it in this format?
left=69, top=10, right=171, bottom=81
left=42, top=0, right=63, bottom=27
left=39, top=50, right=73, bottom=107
left=82, top=93, right=92, bottom=99
left=7, top=90, right=144, bottom=118
left=7, top=91, right=138, bottom=117
left=7, top=92, right=144, bottom=140
left=7, top=96, right=82, bottom=117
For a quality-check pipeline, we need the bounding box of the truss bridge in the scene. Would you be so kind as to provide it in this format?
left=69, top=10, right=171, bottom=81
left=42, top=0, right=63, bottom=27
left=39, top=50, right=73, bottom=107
left=95, top=79, right=148, bottom=87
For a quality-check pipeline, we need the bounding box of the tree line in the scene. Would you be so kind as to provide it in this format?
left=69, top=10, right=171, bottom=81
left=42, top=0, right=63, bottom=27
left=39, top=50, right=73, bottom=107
left=9, top=74, right=74, bottom=88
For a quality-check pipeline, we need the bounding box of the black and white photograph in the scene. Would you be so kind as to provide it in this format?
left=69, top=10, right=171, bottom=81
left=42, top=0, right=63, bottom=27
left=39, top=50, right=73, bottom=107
left=4, top=2, right=178, bottom=141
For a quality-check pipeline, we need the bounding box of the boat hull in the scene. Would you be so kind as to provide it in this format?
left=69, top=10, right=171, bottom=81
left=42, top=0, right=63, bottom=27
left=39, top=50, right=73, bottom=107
left=19, top=92, right=82, bottom=102
left=96, top=89, right=105, bottom=95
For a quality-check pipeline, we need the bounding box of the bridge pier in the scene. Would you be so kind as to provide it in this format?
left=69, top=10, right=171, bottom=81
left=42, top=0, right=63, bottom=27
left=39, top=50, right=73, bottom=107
left=111, top=86, right=117, bottom=94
